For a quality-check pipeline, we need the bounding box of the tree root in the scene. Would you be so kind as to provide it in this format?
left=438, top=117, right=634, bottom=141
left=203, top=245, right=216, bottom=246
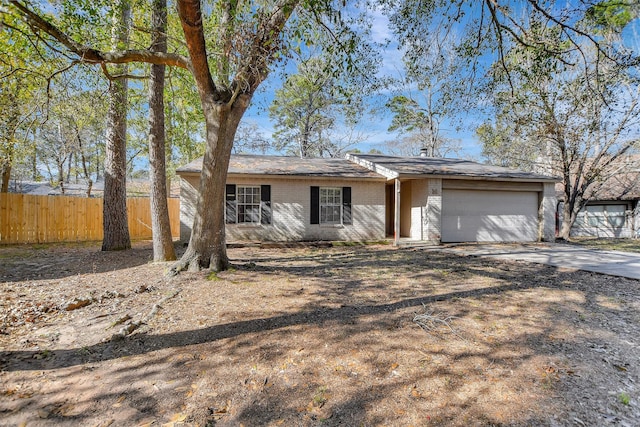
left=167, top=251, right=230, bottom=277
left=167, top=260, right=188, bottom=277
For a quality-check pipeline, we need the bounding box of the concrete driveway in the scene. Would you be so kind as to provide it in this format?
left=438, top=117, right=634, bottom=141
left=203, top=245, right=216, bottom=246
left=443, top=243, right=640, bottom=280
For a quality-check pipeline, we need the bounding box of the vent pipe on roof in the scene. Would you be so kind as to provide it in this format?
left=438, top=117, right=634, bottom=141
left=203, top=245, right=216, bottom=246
left=420, top=147, right=429, bottom=157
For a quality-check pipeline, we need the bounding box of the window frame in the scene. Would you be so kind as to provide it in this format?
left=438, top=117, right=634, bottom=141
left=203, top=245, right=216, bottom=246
left=605, top=205, right=626, bottom=228
left=583, top=204, right=627, bottom=229
left=319, top=187, right=343, bottom=225
left=586, top=205, right=605, bottom=227
left=236, top=185, right=262, bottom=225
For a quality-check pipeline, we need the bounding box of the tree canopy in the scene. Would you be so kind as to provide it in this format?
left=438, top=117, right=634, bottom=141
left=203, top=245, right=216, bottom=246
left=477, top=4, right=640, bottom=238
left=2, top=0, right=640, bottom=265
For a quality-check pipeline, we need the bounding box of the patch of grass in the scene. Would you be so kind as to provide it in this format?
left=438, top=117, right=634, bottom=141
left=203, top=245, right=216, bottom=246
left=569, top=238, right=640, bottom=253
left=77, top=346, right=93, bottom=356
left=618, top=392, right=631, bottom=405
left=207, top=272, right=221, bottom=281
left=312, top=385, right=328, bottom=407
left=34, top=350, right=52, bottom=359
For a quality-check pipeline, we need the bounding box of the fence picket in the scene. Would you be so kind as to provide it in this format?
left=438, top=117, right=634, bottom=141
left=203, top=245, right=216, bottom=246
left=0, top=194, right=180, bottom=245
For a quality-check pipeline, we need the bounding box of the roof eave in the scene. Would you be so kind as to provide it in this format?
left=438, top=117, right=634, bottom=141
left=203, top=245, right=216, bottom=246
left=393, top=173, right=560, bottom=183
left=177, top=170, right=386, bottom=181
left=345, top=153, right=399, bottom=179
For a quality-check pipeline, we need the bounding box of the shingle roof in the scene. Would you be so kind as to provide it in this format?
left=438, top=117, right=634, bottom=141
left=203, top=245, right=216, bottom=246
left=176, top=154, right=385, bottom=180
left=177, top=153, right=559, bottom=182
left=347, top=153, right=558, bottom=182
left=557, top=171, right=640, bottom=201
left=552, top=155, right=640, bottom=201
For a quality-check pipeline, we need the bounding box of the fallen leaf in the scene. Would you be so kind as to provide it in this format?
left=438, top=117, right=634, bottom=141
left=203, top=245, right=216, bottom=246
left=169, top=412, right=187, bottom=422
left=112, top=394, right=126, bottom=408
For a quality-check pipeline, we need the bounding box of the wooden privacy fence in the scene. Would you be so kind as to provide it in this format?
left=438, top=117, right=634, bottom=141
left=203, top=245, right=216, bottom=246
left=0, top=193, right=180, bottom=245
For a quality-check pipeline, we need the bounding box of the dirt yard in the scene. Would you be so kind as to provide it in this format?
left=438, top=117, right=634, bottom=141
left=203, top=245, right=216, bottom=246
left=1, top=241, right=638, bottom=426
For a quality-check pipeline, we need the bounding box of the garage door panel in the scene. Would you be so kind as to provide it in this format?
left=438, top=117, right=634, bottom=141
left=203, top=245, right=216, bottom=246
left=442, top=190, right=539, bottom=242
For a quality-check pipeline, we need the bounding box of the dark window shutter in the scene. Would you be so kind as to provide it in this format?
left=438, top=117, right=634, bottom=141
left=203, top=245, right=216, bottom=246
left=225, top=184, right=236, bottom=224
left=310, top=186, right=319, bottom=224
left=342, top=186, right=352, bottom=225
left=260, top=185, right=272, bottom=225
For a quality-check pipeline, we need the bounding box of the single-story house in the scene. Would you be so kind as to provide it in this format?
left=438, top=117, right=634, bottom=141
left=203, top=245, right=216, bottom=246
left=558, top=170, right=640, bottom=238
left=176, top=153, right=558, bottom=244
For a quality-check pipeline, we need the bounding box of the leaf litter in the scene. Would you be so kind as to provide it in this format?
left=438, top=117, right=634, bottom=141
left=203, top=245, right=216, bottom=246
left=0, top=241, right=638, bottom=426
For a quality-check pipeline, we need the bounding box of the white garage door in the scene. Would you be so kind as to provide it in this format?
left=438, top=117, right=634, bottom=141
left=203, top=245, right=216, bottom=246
left=442, top=189, right=539, bottom=242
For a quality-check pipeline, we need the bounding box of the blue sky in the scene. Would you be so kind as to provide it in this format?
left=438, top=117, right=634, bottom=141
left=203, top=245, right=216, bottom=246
left=241, top=6, right=486, bottom=160
left=239, top=1, right=640, bottom=161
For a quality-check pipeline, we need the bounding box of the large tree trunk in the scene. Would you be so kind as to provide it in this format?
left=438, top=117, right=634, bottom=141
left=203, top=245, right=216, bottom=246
left=170, top=97, right=249, bottom=274
left=73, top=121, right=94, bottom=197
left=57, top=159, right=65, bottom=195
left=102, top=0, right=131, bottom=251
left=1, top=164, right=10, bottom=193
left=1, top=93, right=17, bottom=193
left=558, top=205, right=574, bottom=240
left=168, top=0, right=296, bottom=274
left=558, top=191, right=583, bottom=240
left=148, top=0, right=176, bottom=262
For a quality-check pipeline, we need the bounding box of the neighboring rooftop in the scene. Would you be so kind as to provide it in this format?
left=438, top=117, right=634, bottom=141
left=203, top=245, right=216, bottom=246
left=347, top=153, right=558, bottom=182
left=557, top=171, right=640, bottom=201
left=7, top=178, right=180, bottom=198
left=555, top=155, right=640, bottom=201
left=177, top=154, right=386, bottom=180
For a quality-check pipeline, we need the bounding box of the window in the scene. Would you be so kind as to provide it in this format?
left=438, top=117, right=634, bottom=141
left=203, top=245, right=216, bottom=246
left=574, top=211, right=587, bottom=227
left=583, top=204, right=626, bottom=229
left=237, top=186, right=261, bottom=224
left=587, top=205, right=605, bottom=227
left=225, top=184, right=272, bottom=225
left=606, top=205, right=626, bottom=228
left=310, top=186, right=352, bottom=225
left=320, top=188, right=342, bottom=224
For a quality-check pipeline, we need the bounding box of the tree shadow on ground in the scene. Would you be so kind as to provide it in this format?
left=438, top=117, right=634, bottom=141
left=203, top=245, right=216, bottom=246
left=0, top=241, right=171, bottom=282
left=2, top=245, right=639, bottom=426
left=1, top=278, right=535, bottom=372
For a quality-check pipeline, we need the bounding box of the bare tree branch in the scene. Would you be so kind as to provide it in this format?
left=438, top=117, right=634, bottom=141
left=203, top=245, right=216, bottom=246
left=8, top=0, right=191, bottom=70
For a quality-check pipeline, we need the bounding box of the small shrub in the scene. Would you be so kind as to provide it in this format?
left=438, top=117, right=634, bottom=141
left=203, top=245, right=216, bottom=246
left=618, top=392, right=630, bottom=405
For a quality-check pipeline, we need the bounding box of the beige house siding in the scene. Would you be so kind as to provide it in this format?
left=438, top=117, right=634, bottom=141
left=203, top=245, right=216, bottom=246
left=179, top=177, right=199, bottom=242
left=179, top=175, right=385, bottom=242
left=541, top=182, right=557, bottom=241
left=425, top=179, right=443, bottom=242
left=395, top=178, right=443, bottom=242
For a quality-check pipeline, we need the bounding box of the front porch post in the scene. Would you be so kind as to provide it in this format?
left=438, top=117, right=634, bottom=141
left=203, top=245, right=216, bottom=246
left=394, top=178, right=401, bottom=246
